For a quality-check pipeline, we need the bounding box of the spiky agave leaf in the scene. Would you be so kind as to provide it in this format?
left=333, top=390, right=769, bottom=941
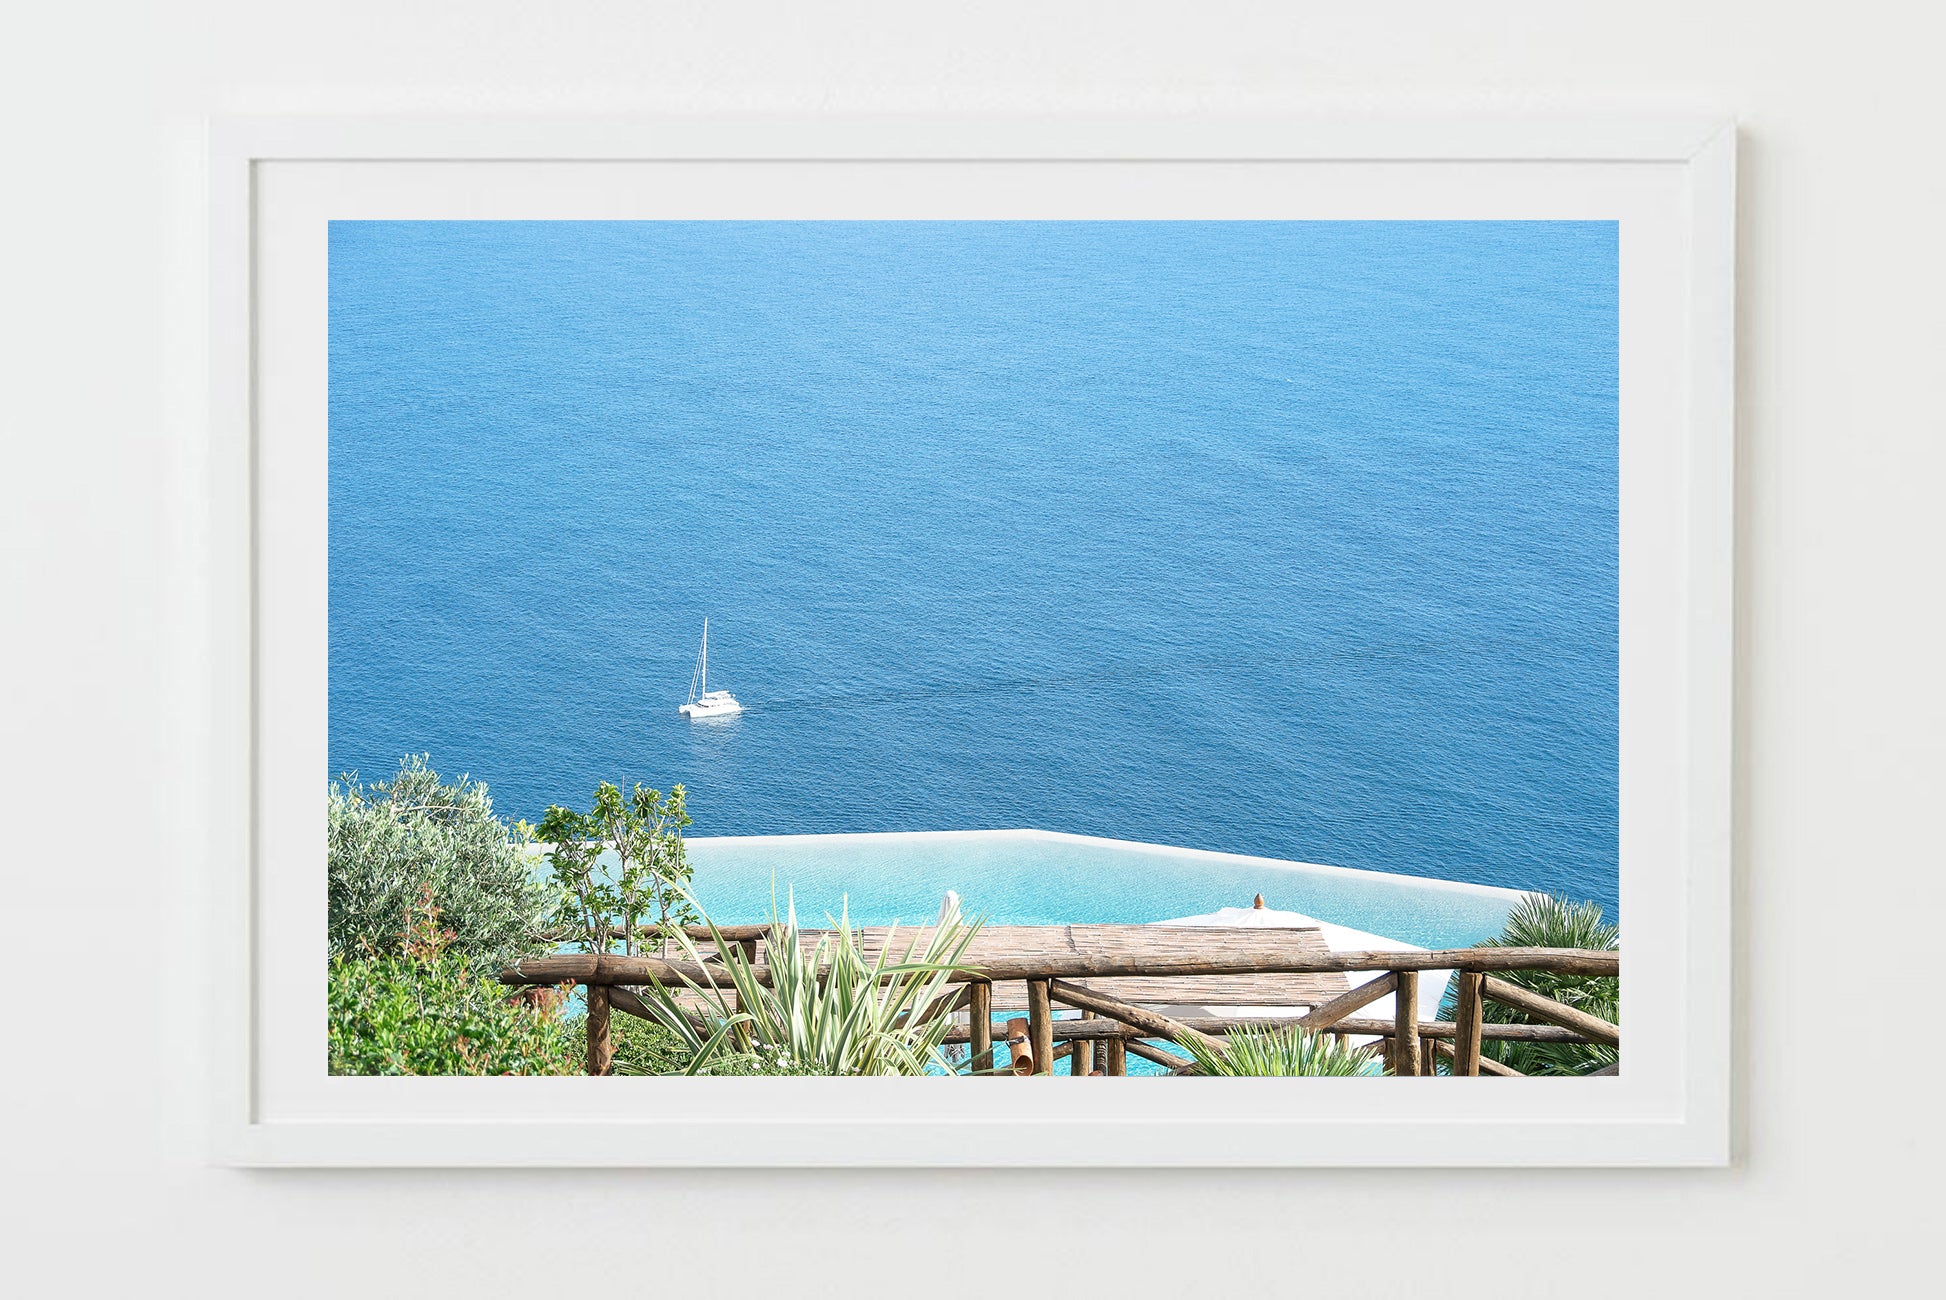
left=631, top=887, right=983, bottom=1076
left=1175, top=1023, right=1381, bottom=1077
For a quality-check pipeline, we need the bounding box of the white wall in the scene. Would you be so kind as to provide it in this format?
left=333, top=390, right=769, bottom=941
left=3, top=3, right=1941, bottom=1294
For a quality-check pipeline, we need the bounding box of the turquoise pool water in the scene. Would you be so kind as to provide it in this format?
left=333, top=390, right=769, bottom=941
left=685, top=829, right=1525, bottom=950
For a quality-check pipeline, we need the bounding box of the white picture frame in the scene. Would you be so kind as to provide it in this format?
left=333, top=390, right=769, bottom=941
left=210, top=113, right=1734, bottom=1168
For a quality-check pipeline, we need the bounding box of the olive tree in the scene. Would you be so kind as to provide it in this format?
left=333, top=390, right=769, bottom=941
left=328, top=755, right=556, bottom=963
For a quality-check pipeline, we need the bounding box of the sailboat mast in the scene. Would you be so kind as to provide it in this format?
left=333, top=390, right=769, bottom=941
left=677, top=616, right=742, bottom=718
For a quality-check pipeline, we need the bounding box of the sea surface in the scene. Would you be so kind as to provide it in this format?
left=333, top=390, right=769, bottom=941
left=329, top=221, right=1619, bottom=920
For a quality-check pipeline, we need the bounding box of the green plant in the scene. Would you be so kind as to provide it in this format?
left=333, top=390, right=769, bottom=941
left=329, top=755, right=557, bottom=964
left=603, top=1014, right=825, bottom=1075
left=686, top=1047, right=834, bottom=1077
left=534, top=781, right=695, bottom=956
left=328, top=887, right=579, bottom=1075
left=634, top=893, right=982, bottom=1076
left=607, top=1010, right=698, bottom=1075
left=1173, top=1023, right=1382, bottom=1076
left=1442, top=893, right=1619, bottom=1076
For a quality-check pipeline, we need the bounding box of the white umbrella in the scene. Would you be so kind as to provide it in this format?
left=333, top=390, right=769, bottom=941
left=1155, top=901, right=1452, bottom=1024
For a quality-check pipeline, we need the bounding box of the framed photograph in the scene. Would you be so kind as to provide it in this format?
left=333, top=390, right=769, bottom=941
left=211, top=114, right=1733, bottom=1166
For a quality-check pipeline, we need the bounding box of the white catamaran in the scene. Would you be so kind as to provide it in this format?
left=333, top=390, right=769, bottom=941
left=679, top=618, right=744, bottom=719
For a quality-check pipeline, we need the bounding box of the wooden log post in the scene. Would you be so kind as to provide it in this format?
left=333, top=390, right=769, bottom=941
left=1296, top=971, right=1399, bottom=1034
left=1103, top=1036, right=1127, bottom=1076
left=585, top=983, right=614, bottom=1077
left=1305, top=1017, right=1590, bottom=1043
left=968, top=981, right=994, bottom=1072
left=940, top=1014, right=1588, bottom=1045
left=1027, top=980, right=1055, bottom=1076
left=1393, top=970, right=1420, bottom=1077
left=1452, top=971, right=1484, bottom=1077
left=1046, top=980, right=1226, bottom=1058
left=1479, top=976, right=1621, bottom=1047
left=1005, top=1017, right=1034, bottom=1076
left=1073, top=1011, right=1095, bottom=1078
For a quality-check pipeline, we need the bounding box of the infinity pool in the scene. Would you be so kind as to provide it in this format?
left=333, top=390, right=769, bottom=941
left=686, top=829, right=1526, bottom=949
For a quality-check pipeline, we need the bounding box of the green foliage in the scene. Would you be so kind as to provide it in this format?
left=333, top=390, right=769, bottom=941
left=328, top=888, right=579, bottom=1075
left=1174, top=1023, right=1382, bottom=1077
left=686, top=1047, right=834, bottom=1077
left=535, top=781, right=695, bottom=956
left=604, top=1012, right=825, bottom=1075
left=329, top=755, right=556, bottom=964
left=608, top=1010, right=695, bottom=1075
left=634, top=892, right=983, bottom=1076
left=1443, top=893, right=1620, bottom=1076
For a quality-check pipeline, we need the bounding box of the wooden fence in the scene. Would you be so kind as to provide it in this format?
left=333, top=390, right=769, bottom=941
left=499, top=931, right=1619, bottom=1078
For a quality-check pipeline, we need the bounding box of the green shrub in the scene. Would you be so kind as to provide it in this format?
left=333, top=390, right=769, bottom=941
left=329, top=755, right=556, bottom=964
left=1174, top=1023, right=1382, bottom=1076
left=536, top=780, right=695, bottom=955
left=327, top=891, right=579, bottom=1075
left=1443, top=893, right=1619, bottom=1076
left=569, top=1006, right=818, bottom=1075
left=608, top=1011, right=695, bottom=1075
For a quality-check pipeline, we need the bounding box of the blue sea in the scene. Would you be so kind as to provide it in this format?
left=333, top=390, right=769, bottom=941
left=329, top=220, right=1619, bottom=921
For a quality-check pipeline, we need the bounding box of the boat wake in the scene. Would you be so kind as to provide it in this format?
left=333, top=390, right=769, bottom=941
left=730, top=631, right=1558, bottom=717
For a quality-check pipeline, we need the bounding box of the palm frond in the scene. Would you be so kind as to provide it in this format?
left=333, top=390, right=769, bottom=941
left=1441, top=892, right=1620, bottom=1076
left=1481, top=893, right=1619, bottom=954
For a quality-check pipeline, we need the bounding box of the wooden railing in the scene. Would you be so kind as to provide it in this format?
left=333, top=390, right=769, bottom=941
left=499, top=936, right=1619, bottom=1078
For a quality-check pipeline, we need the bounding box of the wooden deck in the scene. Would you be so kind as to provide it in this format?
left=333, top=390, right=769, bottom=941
left=653, top=923, right=1351, bottom=1014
